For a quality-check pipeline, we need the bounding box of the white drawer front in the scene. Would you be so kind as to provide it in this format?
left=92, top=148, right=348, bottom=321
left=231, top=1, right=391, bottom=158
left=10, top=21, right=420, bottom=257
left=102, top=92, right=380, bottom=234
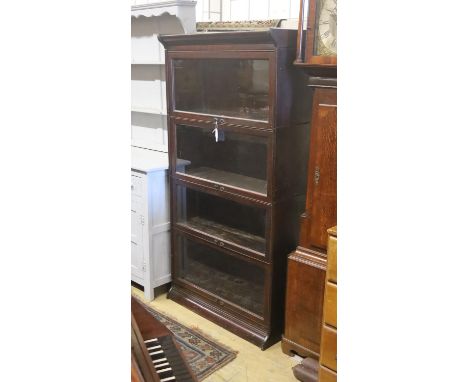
left=131, top=200, right=144, bottom=281
left=131, top=174, right=144, bottom=197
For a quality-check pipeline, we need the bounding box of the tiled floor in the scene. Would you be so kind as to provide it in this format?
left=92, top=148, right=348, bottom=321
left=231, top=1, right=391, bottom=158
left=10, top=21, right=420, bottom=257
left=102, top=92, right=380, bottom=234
left=131, top=286, right=301, bottom=382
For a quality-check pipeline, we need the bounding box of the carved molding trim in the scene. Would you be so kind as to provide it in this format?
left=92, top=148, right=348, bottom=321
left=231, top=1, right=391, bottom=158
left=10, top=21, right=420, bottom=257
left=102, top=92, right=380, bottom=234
left=307, top=76, right=337, bottom=89
left=171, top=115, right=272, bottom=132
left=172, top=176, right=272, bottom=207
left=289, top=246, right=327, bottom=270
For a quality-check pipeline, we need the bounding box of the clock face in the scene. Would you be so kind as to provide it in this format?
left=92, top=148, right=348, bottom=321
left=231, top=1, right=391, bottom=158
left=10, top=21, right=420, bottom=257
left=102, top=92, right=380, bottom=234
left=315, top=0, right=337, bottom=56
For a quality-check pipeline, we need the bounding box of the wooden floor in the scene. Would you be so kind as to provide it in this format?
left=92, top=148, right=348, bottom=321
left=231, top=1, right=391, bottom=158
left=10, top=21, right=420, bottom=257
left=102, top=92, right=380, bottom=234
left=131, top=286, right=301, bottom=382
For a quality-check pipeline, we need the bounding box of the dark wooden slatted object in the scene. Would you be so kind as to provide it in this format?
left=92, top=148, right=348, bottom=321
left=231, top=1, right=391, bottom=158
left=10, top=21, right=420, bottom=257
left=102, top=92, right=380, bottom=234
left=132, top=313, right=161, bottom=382
left=131, top=297, right=198, bottom=382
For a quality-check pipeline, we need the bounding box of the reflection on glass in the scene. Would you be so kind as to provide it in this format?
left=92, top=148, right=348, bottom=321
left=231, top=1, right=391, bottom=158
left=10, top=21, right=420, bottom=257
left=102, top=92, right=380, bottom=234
left=176, top=186, right=267, bottom=254
left=178, top=235, right=265, bottom=315
left=173, top=59, right=269, bottom=121
left=176, top=124, right=268, bottom=195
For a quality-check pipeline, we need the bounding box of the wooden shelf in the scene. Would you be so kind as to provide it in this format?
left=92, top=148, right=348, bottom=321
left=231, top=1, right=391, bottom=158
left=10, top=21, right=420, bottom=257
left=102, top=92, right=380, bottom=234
left=179, top=216, right=266, bottom=254
left=131, top=107, right=167, bottom=115
left=184, top=166, right=267, bottom=195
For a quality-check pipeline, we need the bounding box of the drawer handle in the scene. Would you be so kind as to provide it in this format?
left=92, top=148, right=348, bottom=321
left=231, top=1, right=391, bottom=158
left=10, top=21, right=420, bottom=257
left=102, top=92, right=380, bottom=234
left=314, top=166, right=320, bottom=185
left=219, top=186, right=225, bottom=191
left=218, top=299, right=225, bottom=306
left=213, top=239, right=224, bottom=247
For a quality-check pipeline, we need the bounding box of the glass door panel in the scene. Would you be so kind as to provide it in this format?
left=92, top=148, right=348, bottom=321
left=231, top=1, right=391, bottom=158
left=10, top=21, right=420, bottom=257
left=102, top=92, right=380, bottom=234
left=173, top=58, right=270, bottom=121
left=175, top=124, right=268, bottom=195
left=175, top=185, right=267, bottom=255
left=177, top=235, right=265, bottom=316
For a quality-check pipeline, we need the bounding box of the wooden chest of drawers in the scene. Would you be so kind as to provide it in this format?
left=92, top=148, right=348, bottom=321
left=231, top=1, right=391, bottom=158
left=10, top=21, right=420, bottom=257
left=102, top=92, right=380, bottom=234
left=318, top=226, right=337, bottom=381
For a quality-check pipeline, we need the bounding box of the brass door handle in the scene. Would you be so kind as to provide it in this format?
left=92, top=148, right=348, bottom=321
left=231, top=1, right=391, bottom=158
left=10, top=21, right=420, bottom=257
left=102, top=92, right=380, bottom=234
left=314, top=166, right=320, bottom=185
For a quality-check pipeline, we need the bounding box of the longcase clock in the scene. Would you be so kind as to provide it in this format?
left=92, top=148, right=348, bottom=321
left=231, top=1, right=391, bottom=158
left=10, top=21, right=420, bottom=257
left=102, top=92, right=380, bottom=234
left=281, top=0, right=337, bottom=373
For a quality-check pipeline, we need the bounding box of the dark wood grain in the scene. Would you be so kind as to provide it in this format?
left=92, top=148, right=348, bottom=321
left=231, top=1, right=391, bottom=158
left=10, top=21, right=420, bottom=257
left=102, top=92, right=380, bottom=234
left=132, top=352, right=147, bottom=382
left=300, top=88, right=337, bottom=250
left=281, top=247, right=326, bottom=358
left=132, top=297, right=171, bottom=339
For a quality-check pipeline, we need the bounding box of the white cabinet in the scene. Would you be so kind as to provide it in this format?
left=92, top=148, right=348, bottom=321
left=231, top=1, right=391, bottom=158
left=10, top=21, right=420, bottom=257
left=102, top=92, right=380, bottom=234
left=131, top=1, right=196, bottom=300
left=131, top=1, right=197, bottom=153
left=131, top=175, right=145, bottom=282
left=131, top=148, right=171, bottom=300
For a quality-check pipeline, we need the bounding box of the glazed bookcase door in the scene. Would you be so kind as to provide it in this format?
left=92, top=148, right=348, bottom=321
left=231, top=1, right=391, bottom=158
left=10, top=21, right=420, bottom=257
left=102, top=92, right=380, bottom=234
left=167, top=51, right=276, bottom=127
left=171, top=120, right=273, bottom=201
left=173, top=231, right=269, bottom=323
left=173, top=181, right=271, bottom=260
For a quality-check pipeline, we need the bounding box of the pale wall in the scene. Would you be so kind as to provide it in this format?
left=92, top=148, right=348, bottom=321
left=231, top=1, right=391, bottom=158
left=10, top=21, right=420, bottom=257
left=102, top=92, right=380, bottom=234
left=197, top=0, right=300, bottom=22
left=131, top=0, right=300, bottom=24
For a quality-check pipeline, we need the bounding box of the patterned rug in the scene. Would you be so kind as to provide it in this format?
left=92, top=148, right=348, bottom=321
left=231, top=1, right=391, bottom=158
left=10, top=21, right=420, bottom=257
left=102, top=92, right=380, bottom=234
left=137, top=300, right=237, bottom=380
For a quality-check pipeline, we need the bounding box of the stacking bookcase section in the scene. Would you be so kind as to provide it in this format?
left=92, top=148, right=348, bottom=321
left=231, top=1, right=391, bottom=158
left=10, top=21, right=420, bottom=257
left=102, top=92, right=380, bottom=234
left=172, top=120, right=271, bottom=201
left=173, top=180, right=270, bottom=260
left=159, top=29, right=312, bottom=349
left=174, top=232, right=268, bottom=319
left=172, top=56, right=271, bottom=122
